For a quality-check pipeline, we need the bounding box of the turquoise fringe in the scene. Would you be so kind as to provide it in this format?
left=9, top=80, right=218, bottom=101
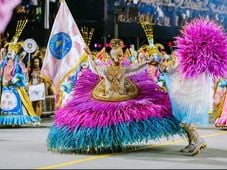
left=47, top=117, right=185, bottom=153
left=0, top=115, right=40, bottom=125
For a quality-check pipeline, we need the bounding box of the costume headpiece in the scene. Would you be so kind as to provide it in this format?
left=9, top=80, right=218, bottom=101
left=140, top=18, right=153, bottom=47
left=4, top=19, right=28, bottom=54
left=81, top=26, right=94, bottom=47
left=139, top=43, right=164, bottom=56
left=110, top=39, right=124, bottom=49
left=14, top=19, right=28, bottom=39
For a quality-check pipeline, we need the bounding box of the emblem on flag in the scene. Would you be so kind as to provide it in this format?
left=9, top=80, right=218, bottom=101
left=49, top=32, right=72, bottom=60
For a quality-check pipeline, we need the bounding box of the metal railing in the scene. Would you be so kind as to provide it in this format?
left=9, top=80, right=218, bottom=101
left=42, top=95, right=55, bottom=116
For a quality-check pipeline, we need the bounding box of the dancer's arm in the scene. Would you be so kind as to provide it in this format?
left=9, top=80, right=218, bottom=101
left=124, top=60, right=157, bottom=77
left=164, top=61, right=179, bottom=73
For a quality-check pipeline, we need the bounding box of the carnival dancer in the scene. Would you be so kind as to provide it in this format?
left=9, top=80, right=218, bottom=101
left=0, top=35, right=40, bottom=126
left=162, top=19, right=227, bottom=156
left=46, top=38, right=184, bottom=153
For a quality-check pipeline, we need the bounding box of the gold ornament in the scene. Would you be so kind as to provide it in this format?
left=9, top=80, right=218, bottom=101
left=140, top=18, right=153, bottom=47
left=4, top=19, right=28, bottom=54
left=81, top=26, right=94, bottom=47
left=92, top=65, right=139, bottom=102
left=14, top=19, right=28, bottom=38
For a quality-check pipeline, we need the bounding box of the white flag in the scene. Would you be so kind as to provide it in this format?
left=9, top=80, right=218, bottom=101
left=41, top=1, right=86, bottom=91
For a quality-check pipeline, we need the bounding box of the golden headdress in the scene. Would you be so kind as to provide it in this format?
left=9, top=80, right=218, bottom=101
left=139, top=18, right=165, bottom=56
left=4, top=20, right=28, bottom=54
left=140, top=18, right=153, bottom=47
left=139, top=43, right=164, bottom=56
left=81, top=26, right=94, bottom=47
left=80, top=26, right=95, bottom=63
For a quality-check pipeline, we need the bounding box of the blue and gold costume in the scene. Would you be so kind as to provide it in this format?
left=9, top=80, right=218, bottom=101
left=0, top=38, right=40, bottom=126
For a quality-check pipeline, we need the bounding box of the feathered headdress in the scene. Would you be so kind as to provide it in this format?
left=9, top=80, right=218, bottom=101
left=4, top=19, right=28, bottom=54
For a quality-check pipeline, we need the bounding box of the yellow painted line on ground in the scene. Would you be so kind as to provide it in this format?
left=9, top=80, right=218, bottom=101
left=37, top=154, right=112, bottom=169
left=202, top=130, right=227, bottom=138
left=125, top=131, right=227, bottom=153
left=37, top=131, right=227, bottom=169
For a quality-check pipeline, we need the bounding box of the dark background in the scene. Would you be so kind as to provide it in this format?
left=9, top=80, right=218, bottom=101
left=3, top=0, right=226, bottom=53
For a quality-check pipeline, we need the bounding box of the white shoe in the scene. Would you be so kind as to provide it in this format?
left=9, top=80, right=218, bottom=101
left=190, top=138, right=207, bottom=156
left=180, top=143, right=194, bottom=152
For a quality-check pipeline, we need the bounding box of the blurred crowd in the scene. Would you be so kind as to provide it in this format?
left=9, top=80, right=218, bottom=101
left=116, top=0, right=227, bottom=27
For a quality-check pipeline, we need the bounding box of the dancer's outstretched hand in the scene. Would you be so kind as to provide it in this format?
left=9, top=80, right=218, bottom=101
left=146, top=59, right=159, bottom=66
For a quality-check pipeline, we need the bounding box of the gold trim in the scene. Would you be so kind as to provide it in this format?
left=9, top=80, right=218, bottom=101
left=40, top=52, right=87, bottom=93
left=39, top=74, right=52, bottom=84
left=140, top=18, right=153, bottom=46
left=57, top=90, right=63, bottom=109
left=213, top=79, right=221, bottom=98
left=40, top=52, right=87, bottom=108
left=56, top=52, right=87, bottom=92
left=17, top=87, right=37, bottom=116
left=214, top=91, right=227, bottom=119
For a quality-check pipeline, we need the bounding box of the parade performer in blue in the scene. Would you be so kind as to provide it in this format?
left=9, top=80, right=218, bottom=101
left=0, top=22, right=40, bottom=126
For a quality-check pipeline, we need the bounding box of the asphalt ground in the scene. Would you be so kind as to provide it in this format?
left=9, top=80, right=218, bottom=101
left=0, top=118, right=227, bottom=169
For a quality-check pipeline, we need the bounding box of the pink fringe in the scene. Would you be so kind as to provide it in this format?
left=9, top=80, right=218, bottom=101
left=54, top=70, right=172, bottom=129
left=176, top=19, right=227, bottom=78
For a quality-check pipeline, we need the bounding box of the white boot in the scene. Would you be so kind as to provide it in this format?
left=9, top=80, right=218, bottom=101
left=190, top=134, right=207, bottom=156
left=187, top=124, right=207, bottom=156
left=180, top=124, right=207, bottom=155
left=179, top=123, right=194, bottom=152
left=180, top=143, right=195, bottom=153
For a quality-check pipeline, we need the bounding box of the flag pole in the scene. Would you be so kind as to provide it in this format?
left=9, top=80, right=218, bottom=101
left=84, top=47, right=103, bottom=83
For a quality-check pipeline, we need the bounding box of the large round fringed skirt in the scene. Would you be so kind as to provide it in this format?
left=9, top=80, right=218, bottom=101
left=47, top=70, right=183, bottom=153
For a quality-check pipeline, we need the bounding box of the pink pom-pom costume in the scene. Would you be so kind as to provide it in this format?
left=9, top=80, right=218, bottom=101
left=163, top=19, right=227, bottom=155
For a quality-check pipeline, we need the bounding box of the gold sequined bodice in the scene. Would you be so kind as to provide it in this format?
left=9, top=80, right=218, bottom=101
left=92, top=65, right=138, bottom=101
